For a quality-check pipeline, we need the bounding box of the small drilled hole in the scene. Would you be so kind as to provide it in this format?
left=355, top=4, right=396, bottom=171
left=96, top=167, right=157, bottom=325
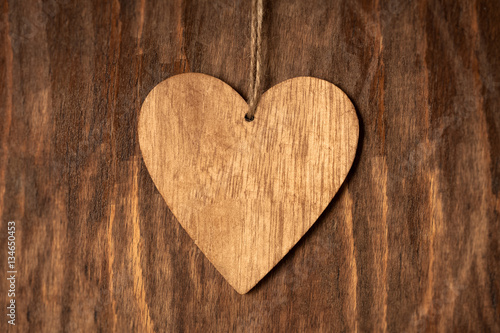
left=244, top=114, right=255, bottom=122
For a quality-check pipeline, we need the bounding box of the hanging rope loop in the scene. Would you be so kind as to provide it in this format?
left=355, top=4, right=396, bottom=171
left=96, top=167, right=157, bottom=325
left=246, top=0, right=263, bottom=121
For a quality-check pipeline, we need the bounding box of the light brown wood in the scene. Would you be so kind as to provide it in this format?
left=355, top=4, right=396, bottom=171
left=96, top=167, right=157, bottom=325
left=138, top=73, right=358, bottom=293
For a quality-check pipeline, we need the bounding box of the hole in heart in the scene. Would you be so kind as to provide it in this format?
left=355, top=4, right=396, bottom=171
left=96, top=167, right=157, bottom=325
left=244, top=113, right=254, bottom=122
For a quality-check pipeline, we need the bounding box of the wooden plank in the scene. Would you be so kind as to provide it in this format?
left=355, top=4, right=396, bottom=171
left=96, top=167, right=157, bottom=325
left=0, top=0, right=499, bottom=331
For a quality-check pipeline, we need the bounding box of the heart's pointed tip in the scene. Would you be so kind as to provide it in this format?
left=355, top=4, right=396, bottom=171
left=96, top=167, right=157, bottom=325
left=211, top=263, right=260, bottom=294
left=227, top=280, right=254, bottom=295
left=212, top=268, right=255, bottom=294
left=234, top=286, right=251, bottom=295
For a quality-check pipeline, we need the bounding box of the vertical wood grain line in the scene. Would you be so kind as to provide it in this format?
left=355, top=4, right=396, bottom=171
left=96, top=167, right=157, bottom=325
left=344, top=188, right=358, bottom=332
left=0, top=0, right=13, bottom=216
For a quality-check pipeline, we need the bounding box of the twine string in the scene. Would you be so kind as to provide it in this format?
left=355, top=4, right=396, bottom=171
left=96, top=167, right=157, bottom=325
left=245, top=0, right=263, bottom=121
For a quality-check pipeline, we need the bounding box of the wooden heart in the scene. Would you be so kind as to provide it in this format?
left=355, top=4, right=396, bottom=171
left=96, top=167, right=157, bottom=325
left=138, top=73, right=358, bottom=294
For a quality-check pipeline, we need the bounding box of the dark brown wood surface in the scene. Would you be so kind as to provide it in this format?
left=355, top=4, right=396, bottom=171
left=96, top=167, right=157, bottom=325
left=1, top=0, right=499, bottom=331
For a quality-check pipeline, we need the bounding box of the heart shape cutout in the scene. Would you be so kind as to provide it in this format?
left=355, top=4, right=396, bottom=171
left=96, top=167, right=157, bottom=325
left=139, top=73, right=358, bottom=293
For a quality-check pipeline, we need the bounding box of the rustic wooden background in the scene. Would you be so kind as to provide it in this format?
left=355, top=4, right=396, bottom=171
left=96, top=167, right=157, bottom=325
left=1, top=0, right=499, bottom=331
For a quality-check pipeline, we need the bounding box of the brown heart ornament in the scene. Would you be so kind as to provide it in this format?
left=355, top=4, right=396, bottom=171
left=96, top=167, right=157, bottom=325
left=138, top=73, right=358, bottom=294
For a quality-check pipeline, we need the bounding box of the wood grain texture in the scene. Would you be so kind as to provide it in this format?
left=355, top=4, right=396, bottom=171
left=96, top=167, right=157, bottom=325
left=0, top=0, right=499, bottom=331
left=138, top=73, right=358, bottom=294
